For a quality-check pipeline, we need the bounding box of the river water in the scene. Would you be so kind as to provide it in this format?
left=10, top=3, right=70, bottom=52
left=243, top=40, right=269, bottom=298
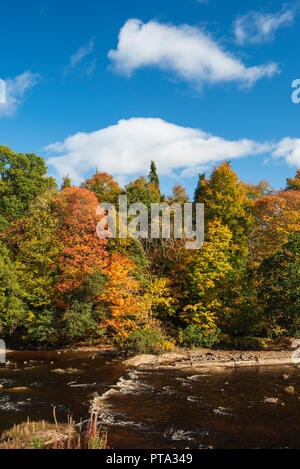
left=1, top=351, right=300, bottom=449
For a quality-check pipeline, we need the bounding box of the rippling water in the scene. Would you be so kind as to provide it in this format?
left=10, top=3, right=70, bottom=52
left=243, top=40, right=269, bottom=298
left=1, top=351, right=300, bottom=449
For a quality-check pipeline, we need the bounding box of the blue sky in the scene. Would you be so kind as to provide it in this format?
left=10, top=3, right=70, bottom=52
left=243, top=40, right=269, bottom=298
left=0, top=0, right=300, bottom=197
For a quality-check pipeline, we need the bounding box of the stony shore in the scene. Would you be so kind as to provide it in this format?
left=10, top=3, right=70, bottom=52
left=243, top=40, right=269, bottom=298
left=123, top=348, right=295, bottom=372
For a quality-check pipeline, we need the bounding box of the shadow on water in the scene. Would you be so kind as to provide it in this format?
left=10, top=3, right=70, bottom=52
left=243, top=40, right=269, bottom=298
left=1, top=351, right=300, bottom=449
left=0, top=351, right=125, bottom=436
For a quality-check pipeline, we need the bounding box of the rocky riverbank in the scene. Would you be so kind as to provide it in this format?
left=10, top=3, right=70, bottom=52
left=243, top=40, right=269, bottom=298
left=123, top=348, right=295, bottom=372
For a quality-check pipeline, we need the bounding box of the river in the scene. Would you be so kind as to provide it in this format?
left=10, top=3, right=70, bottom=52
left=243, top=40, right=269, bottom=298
left=0, top=351, right=300, bottom=449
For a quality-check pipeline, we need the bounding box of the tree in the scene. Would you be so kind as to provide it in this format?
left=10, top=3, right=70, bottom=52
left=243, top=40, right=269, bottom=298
left=0, top=146, right=56, bottom=222
left=10, top=189, right=60, bottom=312
left=243, top=180, right=273, bottom=199
left=0, top=241, right=26, bottom=336
left=168, top=185, right=189, bottom=203
left=199, top=162, right=253, bottom=248
left=61, top=174, right=71, bottom=190
left=181, top=220, right=233, bottom=333
left=81, top=171, right=121, bottom=205
left=148, top=161, right=160, bottom=188
left=62, top=301, right=101, bottom=342
left=286, top=170, right=300, bottom=191
left=193, top=173, right=206, bottom=203
left=251, top=190, right=300, bottom=265
left=126, top=176, right=161, bottom=211
left=53, top=187, right=108, bottom=308
left=98, top=254, right=144, bottom=341
left=257, top=233, right=300, bottom=336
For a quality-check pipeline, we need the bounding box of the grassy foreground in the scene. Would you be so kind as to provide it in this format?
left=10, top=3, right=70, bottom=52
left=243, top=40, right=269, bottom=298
left=0, top=411, right=107, bottom=450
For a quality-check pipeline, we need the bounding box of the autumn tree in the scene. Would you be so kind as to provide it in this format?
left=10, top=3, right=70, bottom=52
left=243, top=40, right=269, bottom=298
left=53, top=187, right=108, bottom=307
left=81, top=171, right=121, bottom=205
left=10, top=189, right=61, bottom=312
left=181, top=220, right=233, bottom=333
left=285, top=170, right=300, bottom=191
left=61, top=174, right=71, bottom=190
left=251, top=190, right=300, bottom=265
left=198, top=162, right=253, bottom=251
left=168, top=185, right=189, bottom=203
left=257, top=233, right=300, bottom=336
left=98, top=254, right=144, bottom=340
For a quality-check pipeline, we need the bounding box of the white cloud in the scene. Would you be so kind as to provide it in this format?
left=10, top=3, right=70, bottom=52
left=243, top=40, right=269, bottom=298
left=64, top=38, right=95, bottom=75
left=45, top=117, right=271, bottom=184
left=0, top=71, right=40, bottom=118
left=108, top=19, right=279, bottom=89
left=234, top=7, right=295, bottom=45
left=272, top=137, right=300, bottom=166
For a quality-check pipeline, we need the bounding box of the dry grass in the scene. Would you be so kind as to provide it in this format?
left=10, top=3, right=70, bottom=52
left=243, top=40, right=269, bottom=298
left=0, top=409, right=107, bottom=450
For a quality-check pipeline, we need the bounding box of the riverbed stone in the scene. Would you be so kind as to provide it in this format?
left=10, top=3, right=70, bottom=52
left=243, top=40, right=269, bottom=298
left=284, top=386, right=295, bottom=395
left=264, top=397, right=279, bottom=404
left=51, top=368, right=66, bottom=374
left=7, top=387, right=31, bottom=392
left=124, top=354, right=158, bottom=367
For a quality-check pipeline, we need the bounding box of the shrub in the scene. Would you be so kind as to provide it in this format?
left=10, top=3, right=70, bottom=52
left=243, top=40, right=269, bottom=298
left=26, top=310, right=59, bottom=345
left=123, top=328, right=174, bottom=355
left=180, top=324, right=220, bottom=349
left=62, top=301, right=100, bottom=342
left=219, top=335, right=267, bottom=350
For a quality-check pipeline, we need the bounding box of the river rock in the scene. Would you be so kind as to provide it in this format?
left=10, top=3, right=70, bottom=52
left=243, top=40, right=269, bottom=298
left=284, top=386, right=295, bottom=395
left=264, top=397, right=278, bottom=404
left=124, top=354, right=158, bottom=367
left=65, top=368, right=81, bottom=374
left=7, top=387, right=31, bottom=392
left=51, top=368, right=66, bottom=374
left=240, top=353, right=248, bottom=361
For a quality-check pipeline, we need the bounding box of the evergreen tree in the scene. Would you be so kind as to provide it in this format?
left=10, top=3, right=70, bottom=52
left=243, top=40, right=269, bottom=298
left=193, top=173, right=206, bottom=203
left=148, top=161, right=160, bottom=188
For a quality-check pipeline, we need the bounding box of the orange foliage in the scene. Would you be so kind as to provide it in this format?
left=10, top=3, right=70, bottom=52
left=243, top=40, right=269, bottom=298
left=251, top=190, right=300, bottom=264
left=53, top=187, right=108, bottom=303
left=98, top=254, right=143, bottom=340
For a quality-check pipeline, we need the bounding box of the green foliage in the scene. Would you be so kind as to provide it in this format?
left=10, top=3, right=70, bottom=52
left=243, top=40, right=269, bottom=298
left=123, top=328, right=172, bottom=355
left=148, top=160, right=160, bottom=188
left=180, top=324, right=220, bottom=349
left=26, top=310, right=59, bottom=345
left=61, top=174, right=71, bottom=190
left=0, top=146, right=56, bottom=221
left=220, top=335, right=267, bottom=351
left=0, top=241, right=26, bottom=336
left=26, top=439, right=45, bottom=450
left=257, top=233, right=300, bottom=335
left=193, top=173, right=206, bottom=203
left=12, top=189, right=60, bottom=312
left=126, top=176, right=161, bottom=211
left=0, top=150, right=298, bottom=349
left=62, top=301, right=101, bottom=341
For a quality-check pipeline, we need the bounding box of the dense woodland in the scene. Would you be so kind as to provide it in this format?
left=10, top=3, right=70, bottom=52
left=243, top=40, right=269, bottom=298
left=0, top=145, right=299, bottom=351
